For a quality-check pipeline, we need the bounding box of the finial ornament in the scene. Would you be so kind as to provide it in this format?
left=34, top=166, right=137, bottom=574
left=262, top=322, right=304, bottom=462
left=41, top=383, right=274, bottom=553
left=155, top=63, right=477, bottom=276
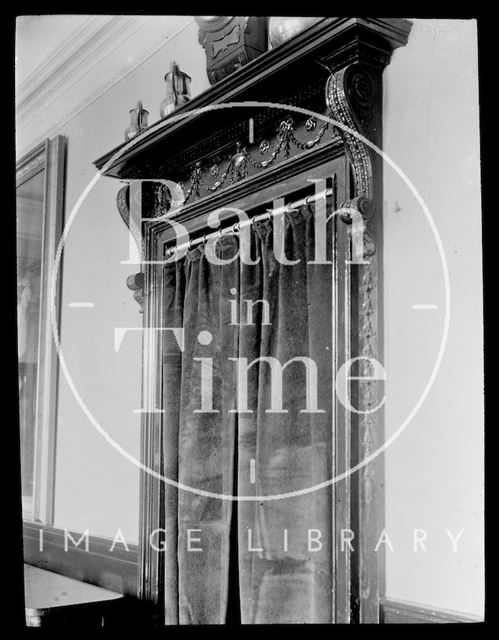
left=124, top=100, right=149, bottom=141
left=159, top=61, right=191, bottom=118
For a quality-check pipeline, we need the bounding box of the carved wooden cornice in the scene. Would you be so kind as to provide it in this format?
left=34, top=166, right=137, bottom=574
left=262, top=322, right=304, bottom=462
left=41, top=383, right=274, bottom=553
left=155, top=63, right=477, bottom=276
left=96, top=17, right=410, bottom=319
left=94, top=18, right=411, bottom=180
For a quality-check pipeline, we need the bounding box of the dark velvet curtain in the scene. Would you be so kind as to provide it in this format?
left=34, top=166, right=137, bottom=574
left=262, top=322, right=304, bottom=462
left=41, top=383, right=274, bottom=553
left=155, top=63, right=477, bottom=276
left=161, top=203, right=334, bottom=624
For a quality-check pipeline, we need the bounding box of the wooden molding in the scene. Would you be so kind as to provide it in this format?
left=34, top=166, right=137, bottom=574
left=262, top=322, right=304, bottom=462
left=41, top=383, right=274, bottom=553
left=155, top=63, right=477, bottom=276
left=94, top=17, right=411, bottom=179
left=380, top=599, right=483, bottom=624
left=15, top=141, right=47, bottom=186
left=17, top=136, right=66, bottom=525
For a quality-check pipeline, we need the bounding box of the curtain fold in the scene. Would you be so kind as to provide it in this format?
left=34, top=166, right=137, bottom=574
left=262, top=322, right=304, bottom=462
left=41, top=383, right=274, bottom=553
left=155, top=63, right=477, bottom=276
left=237, top=205, right=334, bottom=623
left=162, top=238, right=239, bottom=624
left=161, top=202, right=335, bottom=624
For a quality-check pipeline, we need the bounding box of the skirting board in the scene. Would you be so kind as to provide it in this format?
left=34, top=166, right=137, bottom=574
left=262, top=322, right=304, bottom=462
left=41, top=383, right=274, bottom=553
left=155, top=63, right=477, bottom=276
left=380, top=599, right=483, bottom=624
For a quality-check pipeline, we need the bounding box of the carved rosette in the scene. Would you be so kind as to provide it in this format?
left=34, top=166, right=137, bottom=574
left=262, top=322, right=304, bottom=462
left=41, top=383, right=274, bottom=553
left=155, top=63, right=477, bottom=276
left=326, top=63, right=380, bottom=550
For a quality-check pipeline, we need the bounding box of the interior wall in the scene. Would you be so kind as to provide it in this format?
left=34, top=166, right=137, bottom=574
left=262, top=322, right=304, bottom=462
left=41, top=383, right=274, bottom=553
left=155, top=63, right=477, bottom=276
left=383, top=19, right=483, bottom=617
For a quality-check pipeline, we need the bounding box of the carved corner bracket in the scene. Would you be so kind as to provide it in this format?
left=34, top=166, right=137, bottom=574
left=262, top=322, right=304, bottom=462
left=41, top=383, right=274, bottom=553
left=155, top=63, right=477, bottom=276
left=326, top=65, right=374, bottom=198
left=325, top=60, right=380, bottom=369
left=117, top=183, right=170, bottom=312
left=327, top=63, right=377, bottom=203
left=117, top=184, right=144, bottom=313
left=326, top=61, right=382, bottom=269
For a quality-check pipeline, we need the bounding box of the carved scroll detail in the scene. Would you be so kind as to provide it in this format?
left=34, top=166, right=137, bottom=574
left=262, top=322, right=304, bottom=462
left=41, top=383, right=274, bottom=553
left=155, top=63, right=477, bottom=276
left=326, top=66, right=374, bottom=200
left=117, top=184, right=144, bottom=312
left=326, top=70, right=379, bottom=364
left=117, top=182, right=172, bottom=311
left=326, top=65, right=378, bottom=261
left=326, top=66, right=378, bottom=268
